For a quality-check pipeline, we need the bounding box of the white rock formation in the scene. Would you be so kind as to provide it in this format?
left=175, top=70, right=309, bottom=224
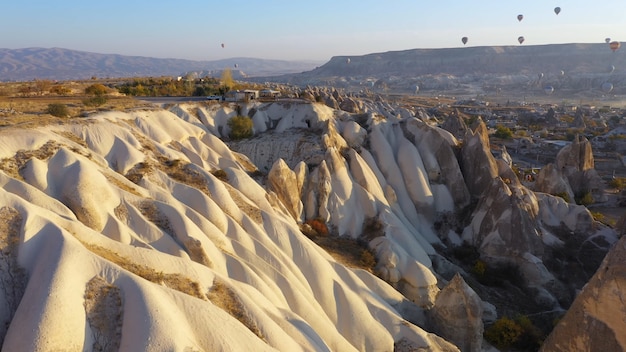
left=0, top=108, right=458, bottom=351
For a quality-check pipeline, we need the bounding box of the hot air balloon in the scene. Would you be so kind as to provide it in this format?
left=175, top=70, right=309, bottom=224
left=544, top=86, right=554, bottom=95
left=601, top=82, right=614, bottom=93
left=517, top=14, right=523, bottom=22
left=606, top=38, right=611, bottom=44
left=560, top=70, right=565, bottom=76
left=461, top=37, right=468, bottom=45
left=221, top=43, right=225, bottom=48
left=609, top=41, right=621, bottom=52
left=518, top=36, right=525, bottom=44
left=554, top=7, right=561, bottom=15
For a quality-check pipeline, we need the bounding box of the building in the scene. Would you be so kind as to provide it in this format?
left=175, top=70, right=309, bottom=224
left=224, top=89, right=259, bottom=102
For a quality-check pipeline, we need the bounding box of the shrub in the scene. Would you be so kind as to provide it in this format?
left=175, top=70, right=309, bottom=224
left=494, top=125, right=513, bottom=139
left=304, top=218, right=329, bottom=236
left=472, top=259, right=487, bottom=277
left=50, top=84, right=71, bottom=95
left=484, top=317, right=523, bottom=349
left=575, top=191, right=593, bottom=206
left=227, top=115, right=253, bottom=140
left=46, top=103, right=70, bottom=117
left=609, top=177, right=626, bottom=190
left=554, top=192, right=571, bottom=203
left=85, top=83, right=108, bottom=96
left=83, top=96, right=108, bottom=107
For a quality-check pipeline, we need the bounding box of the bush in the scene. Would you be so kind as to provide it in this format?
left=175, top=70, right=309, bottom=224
left=227, top=115, right=253, bottom=140
left=609, top=177, right=626, bottom=190
left=83, top=96, right=108, bottom=107
left=484, top=317, right=523, bottom=349
left=50, top=85, right=71, bottom=95
left=494, top=125, right=513, bottom=139
left=575, top=191, right=594, bottom=206
left=304, top=218, right=329, bottom=236
left=85, top=83, right=108, bottom=96
left=554, top=192, right=571, bottom=203
left=46, top=103, right=70, bottom=117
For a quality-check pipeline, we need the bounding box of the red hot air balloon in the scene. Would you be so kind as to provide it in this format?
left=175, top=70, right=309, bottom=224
left=461, top=37, right=468, bottom=45
left=518, top=36, right=525, bottom=44
left=517, top=14, right=523, bottom=22
left=609, top=41, right=621, bottom=52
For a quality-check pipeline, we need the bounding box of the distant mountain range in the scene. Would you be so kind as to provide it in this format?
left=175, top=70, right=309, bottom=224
left=255, top=43, right=626, bottom=95
left=0, top=47, right=323, bottom=81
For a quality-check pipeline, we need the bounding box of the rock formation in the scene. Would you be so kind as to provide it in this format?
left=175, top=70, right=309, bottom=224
left=0, top=91, right=619, bottom=350
left=540, top=235, right=626, bottom=351
left=429, top=274, right=484, bottom=352
left=534, top=135, right=606, bottom=203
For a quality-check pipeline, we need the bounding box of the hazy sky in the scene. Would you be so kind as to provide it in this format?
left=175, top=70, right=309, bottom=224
left=2, top=0, right=624, bottom=61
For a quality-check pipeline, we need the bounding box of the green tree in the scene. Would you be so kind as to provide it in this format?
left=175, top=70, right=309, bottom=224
left=494, top=125, right=513, bottom=139
left=227, top=116, right=253, bottom=140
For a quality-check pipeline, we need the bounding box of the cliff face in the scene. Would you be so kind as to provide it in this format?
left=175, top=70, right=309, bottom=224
left=541, top=235, right=626, bottom=352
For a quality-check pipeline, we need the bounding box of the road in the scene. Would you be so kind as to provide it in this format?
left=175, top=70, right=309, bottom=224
left=136, top=96, right=209, bottom=105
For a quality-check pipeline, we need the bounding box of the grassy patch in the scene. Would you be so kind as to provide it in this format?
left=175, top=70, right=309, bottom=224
left=82, top=242, right=205, bottom=300
left=207, top=280, right=264, bottom=340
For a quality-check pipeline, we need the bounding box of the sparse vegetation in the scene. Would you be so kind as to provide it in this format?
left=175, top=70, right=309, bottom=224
left=574, top=191, right=594, bottom=206
left=300, top=219, right=377, bottom=273
left=84, top=276, right=123, bottom=352
left=207, top=280, right=264, bottom=340
left=82, top=242, right=205, bottom=300
left=211, top=169, right=229, bottom=182
left=554, top=192, right=571, bottom=203
left=0, top=207, right=27, bottom=344
left=609, top=177, right=626, bottom=190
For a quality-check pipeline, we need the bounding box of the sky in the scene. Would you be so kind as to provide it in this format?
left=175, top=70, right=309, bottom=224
left=2, top=0, right=625, bottom=62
